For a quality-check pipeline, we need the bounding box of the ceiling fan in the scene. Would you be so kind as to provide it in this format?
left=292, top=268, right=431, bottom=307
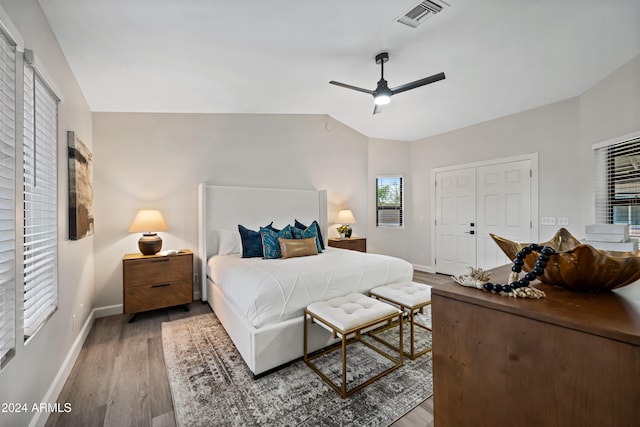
left=329, top=52, right=445, bottom=114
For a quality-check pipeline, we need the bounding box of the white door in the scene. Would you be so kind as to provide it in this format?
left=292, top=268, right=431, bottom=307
left=476, top=160, right=532, bottom=269
left=434, top=168, right=477, bottom=275
left=434, top=159, right=534, bottom=275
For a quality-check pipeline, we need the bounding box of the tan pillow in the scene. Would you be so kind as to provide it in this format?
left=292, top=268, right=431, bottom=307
left=278, top=237, right=318, bottom=259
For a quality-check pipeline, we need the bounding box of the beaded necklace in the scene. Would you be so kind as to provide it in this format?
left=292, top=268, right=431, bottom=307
left=453, top=244, right=554, bottom=299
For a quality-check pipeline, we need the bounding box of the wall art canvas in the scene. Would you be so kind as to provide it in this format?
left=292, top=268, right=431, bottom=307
left=68, top=131, right=94, bottom=240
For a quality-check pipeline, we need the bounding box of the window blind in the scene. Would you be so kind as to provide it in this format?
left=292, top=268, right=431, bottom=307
left=376, top=176, right=404, bottom=227
left=23, top=60, right=58, bottom=340
left=0, top=27, right=16, bottom=367
left=594, top=136, right=640, bottom=237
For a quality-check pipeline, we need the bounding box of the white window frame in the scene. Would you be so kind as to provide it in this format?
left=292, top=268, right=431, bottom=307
left=0, top=14, right=19, bottom=369
left=22, top=49, right=59, bottom=342
left=593, top=130, right=640, bottom=237
left=376, top=175, right=404, bottom=228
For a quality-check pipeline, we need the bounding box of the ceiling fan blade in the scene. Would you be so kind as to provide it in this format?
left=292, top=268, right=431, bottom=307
left=390, top=72, right=445, bottom=95
left=329, top=81, right=373, bottom=95
left=373, top=104, right=382, bottom=115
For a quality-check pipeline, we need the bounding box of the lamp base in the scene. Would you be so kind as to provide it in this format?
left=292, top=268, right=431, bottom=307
left=345, top=227, right=352, bottom=238
left=138, top=233, right=162, bottom=255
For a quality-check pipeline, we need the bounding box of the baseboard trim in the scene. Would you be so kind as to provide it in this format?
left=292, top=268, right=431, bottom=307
left=29, top=309, right=96, bottom=427
left=413, top=264, right=435, bottom=273
left=94, top=304, right=123, bottom=318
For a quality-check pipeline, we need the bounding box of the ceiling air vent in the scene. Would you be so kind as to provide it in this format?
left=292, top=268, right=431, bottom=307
left=397, top=0, right=450, bottom=28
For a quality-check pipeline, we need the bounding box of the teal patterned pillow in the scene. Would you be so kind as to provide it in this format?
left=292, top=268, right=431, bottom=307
left=260, top=225, right=292, bottom=259
left=295, top=219, right=325, bottom=250
left=291, top=221, right=323, bottom=253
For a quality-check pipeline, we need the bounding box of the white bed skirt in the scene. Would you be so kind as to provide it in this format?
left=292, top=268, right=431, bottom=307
left=208, top=277, right=338, bottom=376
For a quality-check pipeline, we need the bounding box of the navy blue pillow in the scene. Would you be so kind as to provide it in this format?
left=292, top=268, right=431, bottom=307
left=238, top=223, right=274, bottom=258
left=294, top=219, right=325, bottom=250
left=291, top=222, right=323, bottom=253
left=260, top=225, right=293, bottom=259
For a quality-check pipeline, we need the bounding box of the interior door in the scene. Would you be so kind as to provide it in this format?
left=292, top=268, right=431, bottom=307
left=434, top=158, right=534, bottom=275
left=434, top=168, right=477, bottom=275
left=476, top=160, right=532, bottom=269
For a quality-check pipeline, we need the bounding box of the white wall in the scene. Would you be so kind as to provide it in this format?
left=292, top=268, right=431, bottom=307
left=396, top=54, right=640, bottom=271
left=0, top=1, right=93, bottom=426
left=367, top=138, right=414, bottom=261
left=92, top=113, right=368, bottom=307
left=579, top=55, right=640, bottom=146
left=578, top=54, right=640, bottom=219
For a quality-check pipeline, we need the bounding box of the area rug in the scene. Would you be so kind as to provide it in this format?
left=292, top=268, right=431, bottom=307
left=162, top=312, right=432, bottom=427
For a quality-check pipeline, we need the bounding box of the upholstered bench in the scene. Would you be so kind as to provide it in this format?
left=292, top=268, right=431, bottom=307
left=304, top=293, right=403, bottom=398
left=369, top=281, right=432, bottom=359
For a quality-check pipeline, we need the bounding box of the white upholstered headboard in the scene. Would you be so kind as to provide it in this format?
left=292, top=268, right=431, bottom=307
left=197, top=184, right=328, bottom=301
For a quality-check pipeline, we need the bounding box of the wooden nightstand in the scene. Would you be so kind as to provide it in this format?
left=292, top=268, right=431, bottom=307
left=328, top=237, right=367, bottom=253
left=123, top=250, right=193, bottom=321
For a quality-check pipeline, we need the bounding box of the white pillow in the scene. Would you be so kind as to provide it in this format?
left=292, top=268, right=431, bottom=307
left=217, top=228, right=242, bottom=255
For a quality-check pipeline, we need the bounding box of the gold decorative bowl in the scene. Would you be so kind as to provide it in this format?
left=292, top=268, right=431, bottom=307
left=490, top=228, right=640, bottom=292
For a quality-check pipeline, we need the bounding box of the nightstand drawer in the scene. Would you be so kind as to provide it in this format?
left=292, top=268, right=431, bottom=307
left=124, top=280, right=192, bottom=314
left=328, top=238, right=366, bottom=253
left=123, top=254, right=191, bottom=287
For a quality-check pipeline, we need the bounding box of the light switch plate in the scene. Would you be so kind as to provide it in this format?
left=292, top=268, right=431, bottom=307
left=557, top=217, right=569, bottom=226
left=541, top=217, right=556, bottom=226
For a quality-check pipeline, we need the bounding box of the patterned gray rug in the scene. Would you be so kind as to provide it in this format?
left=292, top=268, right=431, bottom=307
left=162, top=311, right=432, bottom=427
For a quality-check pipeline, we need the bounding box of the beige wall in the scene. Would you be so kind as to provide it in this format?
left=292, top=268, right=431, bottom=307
left=92, top=113, right=368, bottom=307
left=580, top=55, right=640, bottom=146
left=405, top=54, right=640, bottom=270
left=367, top=138, right=414, bottom=261
left=0, top=1, right=93, bottom=426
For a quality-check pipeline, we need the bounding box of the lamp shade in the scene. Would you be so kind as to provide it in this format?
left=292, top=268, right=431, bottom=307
left=128, top=210, right=168, bottom=233
left=336, top=209, right=357, bottom=224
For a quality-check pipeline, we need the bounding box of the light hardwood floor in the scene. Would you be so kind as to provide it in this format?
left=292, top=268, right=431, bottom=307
left=46, top=271, right=448, bottom=427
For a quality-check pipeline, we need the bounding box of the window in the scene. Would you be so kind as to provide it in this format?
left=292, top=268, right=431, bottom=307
left=23, top=51, right=59, bottom=340
left=0, top=27, right=16, bottom=368
left=376, top=176, right=403, bottom=227
left=594, top=136, right=640, bottom=237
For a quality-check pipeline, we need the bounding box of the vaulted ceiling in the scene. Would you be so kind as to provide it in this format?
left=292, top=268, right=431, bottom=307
left=39, top=0, right=640, bottom=141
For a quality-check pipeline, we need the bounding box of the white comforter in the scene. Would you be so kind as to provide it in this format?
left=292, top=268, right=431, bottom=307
left=207, top=247, right=413, bottom=328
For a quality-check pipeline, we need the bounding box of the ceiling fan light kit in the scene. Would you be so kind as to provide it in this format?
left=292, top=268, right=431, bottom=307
left=330, top=51, right=445, bottom=114
left=374, top=93, right=391, bottom=106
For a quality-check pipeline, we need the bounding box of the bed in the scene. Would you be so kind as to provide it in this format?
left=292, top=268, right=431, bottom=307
left=197, top=184, right=413, bottom=376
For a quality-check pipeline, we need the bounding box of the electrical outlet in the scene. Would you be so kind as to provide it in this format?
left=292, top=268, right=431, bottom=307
left=72, top=314, right=76, bottom=331
left=557, top=217, right=569, bottom=226
left=194, top=274, right=199, bottom=286
left=541, top=217, right=556, bottom=226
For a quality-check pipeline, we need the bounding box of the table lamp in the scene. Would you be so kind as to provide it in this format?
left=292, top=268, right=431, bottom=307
left=336, top=209, right=356, bottom=238
left=128, top=209, right=168, bottom=255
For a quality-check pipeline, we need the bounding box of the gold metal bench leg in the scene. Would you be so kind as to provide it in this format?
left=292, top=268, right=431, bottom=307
left=341, top=334, right=347, bottom=398
left=409, top=308, right=415, bottom=357
left=399, top=311, right=404, bottom=364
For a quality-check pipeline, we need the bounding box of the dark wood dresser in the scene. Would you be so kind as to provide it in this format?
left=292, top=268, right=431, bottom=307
left=123, top=250, right=193, bottom=317
left=432, top=264, right=640, bottom=427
